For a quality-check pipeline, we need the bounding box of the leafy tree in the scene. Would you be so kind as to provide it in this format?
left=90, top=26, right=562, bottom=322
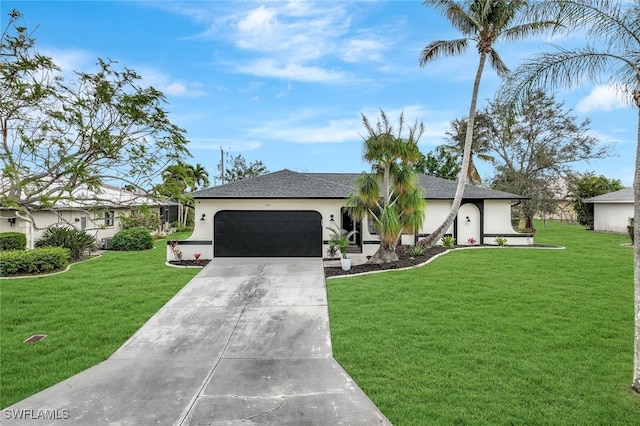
left=419, top=0, right=558, bottom=247
left=569, top=174, right=624, bottom=229
left=498, top=0, right=640, bottom=391
left=440, top=114, right=495, bottom=185
left=482, top=91, right=609, bottom=229
left=347, top=110, right=426, bottom=264
left=0, top=10, right=190, bottom=231
left=414, top=146, right=461, bottom=180
left=224, top=154, right=268, bottom=183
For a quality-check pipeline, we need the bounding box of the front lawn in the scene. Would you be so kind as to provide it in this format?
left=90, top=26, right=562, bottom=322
left=0, top=234, right=199, bottom=408
left=327, top=221, right=640, bottom=425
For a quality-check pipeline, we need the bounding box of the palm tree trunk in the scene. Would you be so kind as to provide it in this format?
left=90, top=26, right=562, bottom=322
left=633, top=90, right=640, bottom=394
left=422, top=53, right=487, bottom=247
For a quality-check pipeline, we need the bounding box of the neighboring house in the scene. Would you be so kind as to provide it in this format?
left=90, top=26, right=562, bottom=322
left=169, top=169, right=532, bottom=261
left=0, top=183, right=176, bottom=249
left=585, top=187, right=634, bottom=234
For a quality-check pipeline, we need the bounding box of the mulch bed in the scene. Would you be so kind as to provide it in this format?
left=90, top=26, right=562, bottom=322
left=324, top=246, right=449, bottom=278
left=168, top=259, right=211, bottom=267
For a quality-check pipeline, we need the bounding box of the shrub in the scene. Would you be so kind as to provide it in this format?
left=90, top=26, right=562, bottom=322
left=119, top=205, right=161, bottom=231
left=0, top=247, right=69, bottom=277
left=410, top=244, right=425, bottom=256
left=494, top=236, right=508, bottom=246
left=35, top=226, right=96, bottom=261
left=0, top=232, right=27, bottom=251
left=111, top=227, right=154, bottom=251
left=440, top=235, right=456, bottom=248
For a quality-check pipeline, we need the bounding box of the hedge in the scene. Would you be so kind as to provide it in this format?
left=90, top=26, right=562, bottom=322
left=0, top=247, right=70, bottom=277
left=0, top=232, right=27, bottom=251
left=110, top=227, right=154, bottom=251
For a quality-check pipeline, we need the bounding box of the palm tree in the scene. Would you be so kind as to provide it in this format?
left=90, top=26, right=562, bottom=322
left=161, top=162, right=195, bottom=227
left=188, top=163, right=210, bottom=191
left=440, top=114, right=495, bottom=185
left=347, top=110, right=426, bottom=264
left=498, top=0, right=640, bottom=394
left=419, top=0, right=558, bottom=247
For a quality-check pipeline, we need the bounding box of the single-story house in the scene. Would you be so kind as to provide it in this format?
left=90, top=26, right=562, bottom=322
left=585, top=187, right=634, bottom=233
left=0, top=183, right=177, bottom=249
left=169, top=169, right=532, bottom=261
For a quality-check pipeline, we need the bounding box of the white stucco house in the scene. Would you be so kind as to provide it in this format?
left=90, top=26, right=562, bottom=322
left=169, top=169, right=532, bottom=261
left=585, top=187, right=634, bottom=234
left=0, top=183, right=177, bottom=249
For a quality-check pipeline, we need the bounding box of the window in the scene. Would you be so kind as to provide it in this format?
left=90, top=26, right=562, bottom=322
left=105, top=211, right=115, bottom=227
left=367, top=215, right=379, bottom=235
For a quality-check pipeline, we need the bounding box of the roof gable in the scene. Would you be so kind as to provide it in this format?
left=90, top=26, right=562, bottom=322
left=191, top=169, right=526, bottom=200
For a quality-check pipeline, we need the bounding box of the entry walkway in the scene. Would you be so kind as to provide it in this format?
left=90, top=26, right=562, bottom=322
left=4, top=258, right=390, bottom=425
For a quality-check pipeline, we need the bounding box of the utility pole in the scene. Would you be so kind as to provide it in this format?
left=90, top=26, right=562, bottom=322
left=219, top=147, right=225, bottom=185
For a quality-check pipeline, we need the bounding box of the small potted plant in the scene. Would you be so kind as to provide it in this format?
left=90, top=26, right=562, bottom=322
left=327, top=224, right=357, bottom=271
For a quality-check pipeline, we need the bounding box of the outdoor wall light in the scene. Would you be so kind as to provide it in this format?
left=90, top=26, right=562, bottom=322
left=8, top=218, right=16, bottom=227
left=466, top=216, right=471, bottom=223
left=200, top=213, right=206, bottom=221
left=329, top=214, right=335, bottom=222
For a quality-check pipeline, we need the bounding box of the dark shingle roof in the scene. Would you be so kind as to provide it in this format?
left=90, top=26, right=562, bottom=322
left=190, top=169, right=527, bottom=200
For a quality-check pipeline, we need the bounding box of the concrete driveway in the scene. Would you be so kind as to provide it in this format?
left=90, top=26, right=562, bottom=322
left=3, top=258, right=391, bottom=425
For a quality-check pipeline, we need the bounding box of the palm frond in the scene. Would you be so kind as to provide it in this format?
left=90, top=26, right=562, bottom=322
left=352, top=172, right=381, bottom=208
left=501, top=21, right=562, bottom=42
left=488, top=49, right=509, bottom=78
left=420, top=39, right=469, bottom=66
left=501, top=47, right=637, bottom=102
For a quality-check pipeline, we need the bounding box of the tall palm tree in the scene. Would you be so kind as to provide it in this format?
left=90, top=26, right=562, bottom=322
left=499, top=0, right=640, bottom=394
left=440, top=114, right=495, bottom=185
left=419, top=0, right=558, bottom=246
left=347, top=110, right=426, bottom=264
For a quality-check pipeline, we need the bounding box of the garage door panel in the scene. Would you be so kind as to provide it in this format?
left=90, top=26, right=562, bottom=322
left=214, top=211, right=322, bottom=257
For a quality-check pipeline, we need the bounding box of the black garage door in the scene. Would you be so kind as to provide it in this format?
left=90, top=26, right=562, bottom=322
left=214, top=210, right=322, bottom=257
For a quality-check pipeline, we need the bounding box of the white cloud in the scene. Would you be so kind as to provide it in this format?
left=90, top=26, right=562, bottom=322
left=45, top=48, right=94, bottom=74
left=194, top=1, right=393, bottom=82
left=576, top=85, right=628, bottom=113
left=246, top=107, right=361, bottom=144
left=137, top=67, right=206, bottom=98
left=342, top=38, right=385, bottom=63
left=246, top=104, right=451, bottom=146
left=45, top=48, right=205, bottom=98
left=237, top=60, right=345, bottom=82
left=233, top=3, right=348, bottom=63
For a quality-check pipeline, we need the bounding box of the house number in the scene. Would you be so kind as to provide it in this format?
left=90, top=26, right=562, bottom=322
left=265, top=203, right=270, bottom=207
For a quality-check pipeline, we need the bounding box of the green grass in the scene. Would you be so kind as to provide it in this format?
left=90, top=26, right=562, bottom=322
left=0, top=233, right=199, bottom=408
left=327, top=221, right=640, bottom=425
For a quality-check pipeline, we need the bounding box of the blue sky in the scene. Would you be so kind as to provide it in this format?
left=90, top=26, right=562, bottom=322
left=3, top=0, right=637, bottom=186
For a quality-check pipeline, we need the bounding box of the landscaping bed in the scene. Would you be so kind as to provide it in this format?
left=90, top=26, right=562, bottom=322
left=325, top=246, right=448, bottom=277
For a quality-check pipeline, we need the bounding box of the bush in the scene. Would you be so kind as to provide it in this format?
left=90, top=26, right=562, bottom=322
left=0, top=232, right=27, bottom=251
left=110, top=227, right=154, bottom=251
left=0, top=247, right=69, bottom=277
left=119, top=205, right=161, bottom=231
left=440, top=235, right=456, bottom=248
left=35, top=226, right=96, bottom=261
